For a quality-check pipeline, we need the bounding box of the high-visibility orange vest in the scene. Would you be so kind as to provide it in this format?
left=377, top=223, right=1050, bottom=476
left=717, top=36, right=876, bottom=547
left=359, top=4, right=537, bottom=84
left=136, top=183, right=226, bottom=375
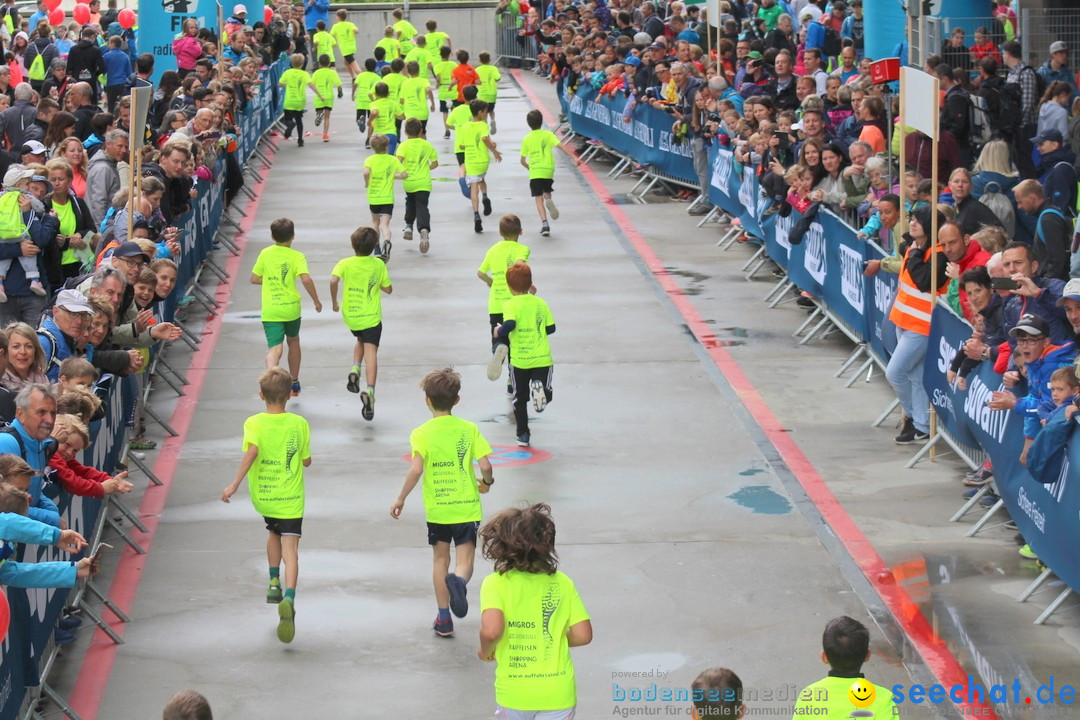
left=889, top=243, right=948, bottom=335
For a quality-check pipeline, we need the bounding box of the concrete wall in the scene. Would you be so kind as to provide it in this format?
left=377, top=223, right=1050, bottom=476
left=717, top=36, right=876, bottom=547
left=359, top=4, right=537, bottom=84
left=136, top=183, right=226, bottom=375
left=333, top=2, right=498, bottom=63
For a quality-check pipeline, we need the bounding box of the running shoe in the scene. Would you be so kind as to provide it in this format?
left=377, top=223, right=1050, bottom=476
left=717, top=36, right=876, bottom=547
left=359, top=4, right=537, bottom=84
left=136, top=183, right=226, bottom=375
left=297, top=138, right=304, bottom=147
left=361, top=389, right=375, bottom=421
left=291, top=380, right=301, bottom=397
left=516, top=432, right=530, bottom=447
left=403, top=226, right=413, bottom=240
left=443, top=128, right=450, bottom=139
left=1019, top=544, right=1038, bottom=560
left=314, top=110, right=322, bottom=126
left=267, top=583, right=282, bottom=604
left=490, top=118, right=497, bottom=135
left=530, top=379, right=547, bottom=413
left=381, top=240, right=392, bottom=263
left=419, top=229, right=429, bottom=254
left=129, top=437, right=157, bottom=450
left=540, top=223, right=550, bottom=237
left=433, top=615, right=454, bottom=637
left=487, top=344, right=508, bottom=381
left=482, top=195, right=492, bottom=216
left=277, top=598, right=295, bottom=643
left=446, top=574, right=468, bottom=618
left=347, top=372, right=360, bottom=394
left=474, top=215, right=483, bottom=233
left=544, top=196, right=559, bottom=220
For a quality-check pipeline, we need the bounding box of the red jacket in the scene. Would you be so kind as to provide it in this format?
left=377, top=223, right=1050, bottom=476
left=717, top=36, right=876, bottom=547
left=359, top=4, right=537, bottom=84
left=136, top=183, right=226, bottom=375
left=956, top=239, right=992, bottom=320
left=48, top=454, right=111, bottom=498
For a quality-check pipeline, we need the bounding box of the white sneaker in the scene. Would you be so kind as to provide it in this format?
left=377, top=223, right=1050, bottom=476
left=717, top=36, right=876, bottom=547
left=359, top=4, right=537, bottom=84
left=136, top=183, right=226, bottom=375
left=403, top=226, right=413, bottom=240
left=530, top=379, right=547, bottom=412
left=419, top=229, right=429, bottom=254
left=29, top=280, right=45, bottom=296
left=487, top=344, right=508, bottom=381
left=544, top=196, right=559, bottom=220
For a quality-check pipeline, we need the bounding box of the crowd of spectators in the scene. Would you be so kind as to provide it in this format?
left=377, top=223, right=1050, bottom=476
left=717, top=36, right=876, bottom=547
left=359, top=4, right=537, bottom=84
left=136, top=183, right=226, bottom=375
left=516, top=0, right=1080, bottom=553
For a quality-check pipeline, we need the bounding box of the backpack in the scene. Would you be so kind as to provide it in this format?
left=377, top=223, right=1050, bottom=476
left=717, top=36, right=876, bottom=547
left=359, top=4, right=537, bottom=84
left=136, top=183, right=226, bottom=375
left=968, top=94, right=994, bottom=148
left=995, top=81, right=1023, bottom=136
left=821, top=25, right=841, bottom=58
left=0, top=424, right=58, bottom=463
left=27, top=52, right=44, bottom=83
left=978, top=181, right=1016, bottom=237
left=1043, top=161, right=1078, bottom=215
left=1035, top=206, right=1067, bottom=256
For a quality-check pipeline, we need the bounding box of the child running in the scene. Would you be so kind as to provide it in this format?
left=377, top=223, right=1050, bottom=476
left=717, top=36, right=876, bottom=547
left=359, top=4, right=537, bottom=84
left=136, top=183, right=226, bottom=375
left=520, top=109, right=580, bottom=237
left=475, top=51, right=501, bottom=134
left=354, top=59, right=381, bottom=145
left=311, top=20, right=336, bottom=68
left=400, top=60, right=435, bottom=136
left=312, top=53, right=342, bottom=142
left=368, top=82, right=401, bottom=154
left=433, top=45, right=456, bottom=139
left=222, top=367, right=312, bottom=644
left=330, top=226, right=392, bottom=420
left=494, top=261, right=554, bottom=447
left=478, top=503, right=593, bottom=718
left=396, top=117, right=438, bottom=253
left=391, top=367, right=494, bottom=638
left=459, top=99, right=501, bottom=233
left=279, top=53, right=324, bottom=147
left=331, top=9, right=359, bottom=79
left=478, top=214, right=530, bottom=384
left=363, top=133, right=409, bottom=263
left=251, top=218, right=323, bottom=396
left=447, top=84, right=479, bottom=198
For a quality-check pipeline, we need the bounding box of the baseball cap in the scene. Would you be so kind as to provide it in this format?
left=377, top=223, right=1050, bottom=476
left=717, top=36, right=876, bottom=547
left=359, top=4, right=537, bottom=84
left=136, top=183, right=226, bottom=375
left=113, top=241, right=151, bottom=261
left=1050, top=41, right=1068, bottom=54
left=2, top=165, right=33, bottom=186
left=649, top=41, right=665, bottom=50
left=633, top=31, right=652, bottom=46
left=746, top=50, right=763, bottom=60
left=20, top=140, right=45, bottom=156
left=232, top=3, right=247, bottom=14
left=54, top=289, right=93, bottom=315
left=624, top=55, right=641, bottom=67
left=1058, top=278, right=1080, bottom=305
left=1009, top=313, right=1050, bottom=338
left=1031, top=128, right=1064, bottom=145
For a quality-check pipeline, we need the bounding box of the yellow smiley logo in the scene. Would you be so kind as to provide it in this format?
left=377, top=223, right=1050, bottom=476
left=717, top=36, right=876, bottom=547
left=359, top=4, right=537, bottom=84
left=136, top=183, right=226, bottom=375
left=848, top=679, right=876, bottom=709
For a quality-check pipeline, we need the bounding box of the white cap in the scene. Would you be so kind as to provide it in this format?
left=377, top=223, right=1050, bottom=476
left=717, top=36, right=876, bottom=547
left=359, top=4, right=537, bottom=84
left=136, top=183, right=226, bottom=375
left=232, top=4, right=247, bottom=15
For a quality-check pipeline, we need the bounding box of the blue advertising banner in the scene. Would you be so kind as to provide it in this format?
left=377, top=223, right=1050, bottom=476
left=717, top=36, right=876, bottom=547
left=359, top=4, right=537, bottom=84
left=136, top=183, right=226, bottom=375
left=785, top=209, right=826, bottom=300
left=923, top=303, right=983, bottom=449
left=818, top=211, right=869, bottom=341
left=139, top=0, right=266, bottom=85
left=565, top=85, right=696, bottom=184
left=864, top=242, right=898, bottom=364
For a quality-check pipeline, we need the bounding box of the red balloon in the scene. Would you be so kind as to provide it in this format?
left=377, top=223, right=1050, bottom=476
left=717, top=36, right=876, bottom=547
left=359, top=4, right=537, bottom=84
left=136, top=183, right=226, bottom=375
left=47, top=7, right=64, bottom=25
left=44, top=0, right=61, bottom=11
left=72, top=3, right=90, bottom=24
left=117, top=8, right=135, bottom=28
left=0, top=591, right=9, bottom=642
left=263, top=6, right=272, bottom=24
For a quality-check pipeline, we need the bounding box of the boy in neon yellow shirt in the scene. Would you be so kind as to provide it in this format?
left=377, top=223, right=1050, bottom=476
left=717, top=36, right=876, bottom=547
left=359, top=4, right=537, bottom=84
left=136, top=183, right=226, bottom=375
left=222, top=366, right=313, bottom=644
left=331, top=8, right=359, bottom=79
left=311, top=20, right=336, bottom=67
left=792, top=617, right=898, bottom=718
left=475, top=51, right=501, bottom=133
left=478, top=214, right=530, bottom=384
left=404, top=34, right=431, bottom=80
left=459, top=99, right=502, bottom=233
left=391, top=367, right=494, bottom=638
left=447, top=84, right=478, bottom=198
left=400, top=60, right=434, bottom=134
left=494, top=261, right=554, bottom=447
left=278, top=53, right=324, bottom=147
left=353, top=58, right=380, bottom=142
left=383, top=58, right=407, bottom=138
left=520, top=109, right=580, bottom=236
left=329, top=226, right=392, bottom=420
left=375, top=25, right=400, bottom=61
left=479, top=504, right=592, bottom=717
left=391, top=8, right=418, bottom=53
left=312, top=53, right=342, bottom=142
left=368, top=81, right=400, bottom=152
left=433, top=45, right=456, bottom=139
left=363, top=133, right=408, bottom=263
left=396, top=117, right=438, bottom=253
left=425, top=19, right=450, bottom=67
left=250, top=218, right=322, bottom=395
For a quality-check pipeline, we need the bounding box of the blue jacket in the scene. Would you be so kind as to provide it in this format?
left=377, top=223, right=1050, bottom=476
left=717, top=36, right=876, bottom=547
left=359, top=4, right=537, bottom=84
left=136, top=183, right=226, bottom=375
left=303, top=0, right=329, bottom=31
left=102, top=47, right=132, bottom=87
left=37, top=315, right=77, bottom=383
left=0, top=550, right=78, bottom=588
left=1013, top=341, right=1076, bottom=438
left=805, top=21, right=825, bottom=52
left=0, top=511, right=59, bottom=545
left=1037, top=61, right=1078, bottom=100
left=970, top=171, right=1019, bottom=201
left=0, top=209, right=58, bottom=297
left=0, top=419, right=59, bottom=527
left=1027, top=409, right=1077, bottom=483
left=1004, top=278, right=1073, bottom=349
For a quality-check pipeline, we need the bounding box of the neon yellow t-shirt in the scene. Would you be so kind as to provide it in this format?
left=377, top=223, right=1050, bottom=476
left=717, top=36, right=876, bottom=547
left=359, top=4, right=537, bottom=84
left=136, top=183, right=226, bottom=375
left=447, top=102, right=473, bottom=151
left=480, top=569, right=590, bottom=712
left=520, top=128, right=559, bottom=180
left=312, top=30, right=336, bottom=63
left=279, top=68, right=312, bottom=111
left=793, top=677, right=897, bottom=719
left=396, top=137, right=437, bottom=193
left=393, top=19, right=418, bottom=52
left=479, top=240, right=530, bottom=314
left=242, top=411, right=311, bottom=519
left=252, top=244, right=309, bottom=322
left=370, top=96, right=397, bottom=135
left=409, top=414, right=492, bottom=524
left=383, top=72, right=405, bottom=110
left=364, top=153, right=405, bottom=205
left=404, top=46, right=430, bottom=79
left=54, top=198, right=77, bottom=265
left=426, top=31, right=448, bottom=64
left=476, top=63, right=501, bottom=103
left=354, top=71, right=380, bottom=110
left=459, top=119, right=492, bottom=176
left=376, top=37, right=401, bottom=61
left=330, top=20, right=357, bottom=57
left=312, top=67, right=341, bottom=109
left=502, top=293, right=554, bottom=369
left=331, top=255, right=391, bottom=331
left=434, top=60, right=456, bottom=101
left=400, top=76, right=430, bottom=120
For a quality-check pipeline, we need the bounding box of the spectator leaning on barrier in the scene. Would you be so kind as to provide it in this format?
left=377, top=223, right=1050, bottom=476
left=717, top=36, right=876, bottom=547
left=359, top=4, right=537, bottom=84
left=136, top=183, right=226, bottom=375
left=949, top=265, right=1007, bottom=387
left=0, top=383, right=58, bottom=526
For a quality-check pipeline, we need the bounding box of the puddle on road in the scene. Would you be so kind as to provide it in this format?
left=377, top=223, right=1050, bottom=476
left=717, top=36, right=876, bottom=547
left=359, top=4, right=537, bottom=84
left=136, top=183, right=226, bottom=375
left=738, top=468, right=765, bottom=476
left=727, top=485, right=793, bottom=515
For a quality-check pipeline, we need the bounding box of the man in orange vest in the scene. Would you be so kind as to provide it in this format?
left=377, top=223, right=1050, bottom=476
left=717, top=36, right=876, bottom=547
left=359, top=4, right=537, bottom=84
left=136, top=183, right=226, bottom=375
left=886, top=211, right=952, bottom=444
